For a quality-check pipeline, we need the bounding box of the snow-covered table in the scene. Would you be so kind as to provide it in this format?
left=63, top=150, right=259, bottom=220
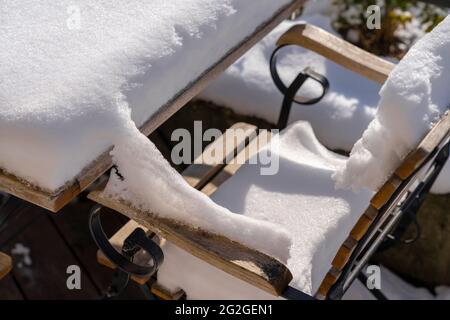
left=0, top=0, right=305, bottom=212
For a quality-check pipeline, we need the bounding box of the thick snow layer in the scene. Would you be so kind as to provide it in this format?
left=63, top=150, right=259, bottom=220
left=0, top=0, right=291, bottom=191
left=157, top=121, right=373, bottom=296
left=199, top=14, right=381, bottom=152
left=334, top=16, right=450, bottom=192
left=104, top=125, right=292, bottom=263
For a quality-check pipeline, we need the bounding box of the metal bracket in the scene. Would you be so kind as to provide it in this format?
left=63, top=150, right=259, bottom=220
left=89, top=205, right=164, bottom=298
left=270, top=44, right=329, bottom=129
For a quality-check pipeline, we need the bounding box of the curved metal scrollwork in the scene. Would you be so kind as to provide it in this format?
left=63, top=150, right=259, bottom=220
left=270, top=44, right=330, bottom=129
left=89, top=205, right=164, bottom=298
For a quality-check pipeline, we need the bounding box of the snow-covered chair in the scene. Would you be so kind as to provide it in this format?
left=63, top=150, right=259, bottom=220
left=0, top=252, right=12, bottom=280
left=88, top=23, right=450, bottom=300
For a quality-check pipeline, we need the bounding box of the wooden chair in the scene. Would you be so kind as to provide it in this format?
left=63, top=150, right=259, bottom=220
left=88, top=23, right=450, bottom=300
left=0, top=252, right=12, bottom=280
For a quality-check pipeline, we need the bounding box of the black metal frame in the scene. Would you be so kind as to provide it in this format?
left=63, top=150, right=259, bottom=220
left=270, top=45, right=329, bottom=129
left=89, top=205, right=164, bottom=298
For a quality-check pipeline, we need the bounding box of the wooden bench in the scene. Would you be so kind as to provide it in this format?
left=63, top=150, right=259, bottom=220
left=0, top=0, right=306, bottom=213
left=0, top=252, right=12, bottom=280
left=88, top=23, right=450, bottom=299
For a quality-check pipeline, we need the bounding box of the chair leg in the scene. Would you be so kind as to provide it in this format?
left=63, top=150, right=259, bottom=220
left=102, top=269, right=131, bottom=299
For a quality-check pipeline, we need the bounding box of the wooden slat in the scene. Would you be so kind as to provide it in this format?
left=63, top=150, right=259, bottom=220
left=349, top=206, right=379, bottom=241
left=371, top=176, right=403, bottom=210
left=371, top=112, right=450, bottom=210
left=277, top=23, right=395, bottom=84
left=0, top=172, right=79, bottom=213
left=316, top=268, right=341, bottom=300
left=0, top=0, right=305, bottom=213
left=331, top=237, right=357, bottom=271
left=150, top=283, right=185, bottom=301
left=0, top=252, right=12, bottom=280
left=331, top=208, right=378, bottom=273
left=183, top=122, right=257, bottom=189
left=396, top=111, right=450, bottom=179
left=201, top=131, right=272, bottom=197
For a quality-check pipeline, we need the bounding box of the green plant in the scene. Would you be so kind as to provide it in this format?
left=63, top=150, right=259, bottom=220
left=332, top=0, right=447, bottom=58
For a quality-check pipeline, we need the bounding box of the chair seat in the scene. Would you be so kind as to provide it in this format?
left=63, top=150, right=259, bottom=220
left=157, top=121, right=373, bottom=298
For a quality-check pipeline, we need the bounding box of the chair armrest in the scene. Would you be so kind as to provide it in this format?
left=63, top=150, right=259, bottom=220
left=88, top=189, right=293, bottom=297
left=277, top=23, right=395, bottom=84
